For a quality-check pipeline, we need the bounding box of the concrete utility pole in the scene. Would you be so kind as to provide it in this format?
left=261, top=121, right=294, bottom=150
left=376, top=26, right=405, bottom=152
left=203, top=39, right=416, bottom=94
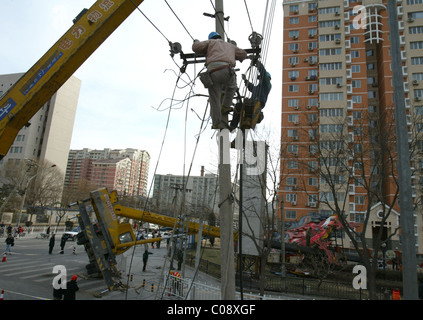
left=215, top=0, right=236, bottom=300
left=387, top=0, right=418, bottom=300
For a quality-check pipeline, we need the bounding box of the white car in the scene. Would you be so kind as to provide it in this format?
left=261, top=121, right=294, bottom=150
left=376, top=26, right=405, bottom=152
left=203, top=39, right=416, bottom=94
left=64, top=229, right=79, bottom=241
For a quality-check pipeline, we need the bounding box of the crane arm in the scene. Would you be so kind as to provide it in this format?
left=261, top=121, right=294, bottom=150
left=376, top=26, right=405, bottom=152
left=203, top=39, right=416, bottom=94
left=0, top=0, right=145, bottom=159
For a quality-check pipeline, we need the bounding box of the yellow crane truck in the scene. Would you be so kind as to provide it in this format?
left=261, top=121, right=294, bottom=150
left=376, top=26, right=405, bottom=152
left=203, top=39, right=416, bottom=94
left=74, top=187, right=233, bottom=290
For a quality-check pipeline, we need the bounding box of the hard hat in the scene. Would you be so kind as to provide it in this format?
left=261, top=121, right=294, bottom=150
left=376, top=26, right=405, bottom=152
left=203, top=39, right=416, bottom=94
left=266, top=72, right=271, bottom=80
left=208, top=32, right=221, bottom=40
left=71, top=275, right=78, bottom=281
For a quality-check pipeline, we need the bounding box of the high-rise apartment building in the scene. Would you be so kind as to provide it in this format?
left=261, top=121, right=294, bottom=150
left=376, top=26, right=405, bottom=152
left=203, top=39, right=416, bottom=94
left=65, top=148, right=150, bottom=197
left=280, top=0, right=423, bottom=253
left=0, top=72, right=80, bottom=180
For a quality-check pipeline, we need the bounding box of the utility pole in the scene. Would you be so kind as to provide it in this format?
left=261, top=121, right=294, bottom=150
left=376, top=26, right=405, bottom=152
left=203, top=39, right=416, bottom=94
left=215, top=0, right=236, bottom=300
left=387, top=0, right=418, bottom=299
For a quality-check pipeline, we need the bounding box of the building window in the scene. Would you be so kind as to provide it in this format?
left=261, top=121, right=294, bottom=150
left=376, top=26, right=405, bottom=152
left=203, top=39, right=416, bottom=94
left=287, top=145, right=298, bottom=153
left=320, top=108, right=344, bottom=117
left=287, top=160, right=298, bottom=169
left=350, top=36, right=360, bottom=43
left=289, top=43, right=299, bottom=51
left=409, top=26, right=423, bottom=34
left=319, top=48, right=342, bottom=56
left=319, top=92, right=343, bottom=101
left=408, top=11, right=423, bottom=19
left=289, top=5, right=299, bottom=12
left=410, top=41, right=423, bottom=49
left=288, top=99, right=299, bottom=107
left=318, top=6, right=341, bottom=14
left=289, top=57, right=299, bottom=65
left=289, top=30, right=299, bottom=38
left=289, top=17, right=299, bottom=24
left=285, top=210, right=297, bottom=219
left=289, top=70, right=299, bottom=79
left=309, top=15, right=317, bottom=22
left=320, top=77, right=343, bottom=85
left=318, top=20, right=341, bottom=28
left=320, top=62, right=342, bottom=70
left=319, top=33, right=341, bottom=42
left=411, top=57, right=423, bottom=65
left=288, top=85, right=299, bottom=92
left=308, top=2, right=318, bottom=11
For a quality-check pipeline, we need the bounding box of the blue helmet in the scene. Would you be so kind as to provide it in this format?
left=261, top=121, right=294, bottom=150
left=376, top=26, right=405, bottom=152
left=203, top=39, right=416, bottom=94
left=266, top=72, right=271, bottom=80
left=208, top=32, right=221, bottom=40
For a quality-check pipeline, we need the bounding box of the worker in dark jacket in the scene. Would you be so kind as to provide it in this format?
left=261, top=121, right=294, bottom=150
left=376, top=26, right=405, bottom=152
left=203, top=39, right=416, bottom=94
left=63, top=275, right=79, bottom=300
left=230, top=60, right=272, bottom=130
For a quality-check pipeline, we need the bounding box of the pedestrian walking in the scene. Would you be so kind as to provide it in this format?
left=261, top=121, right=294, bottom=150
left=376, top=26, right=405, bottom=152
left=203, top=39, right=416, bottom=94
left=143, top=249, right=153, bottom=272
left=49, top=233, right=55, bottom=254
left=192, top=32, right=247, bottom=129
left=5, top=234, right=14, bottom=254
left=6, top=224, right=12, bottom=236
left=63, top=275, right=79, bottom=300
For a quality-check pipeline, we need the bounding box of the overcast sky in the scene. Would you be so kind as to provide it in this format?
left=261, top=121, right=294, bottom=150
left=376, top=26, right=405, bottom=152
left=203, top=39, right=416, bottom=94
left=1, top=0, right=283, bottom=191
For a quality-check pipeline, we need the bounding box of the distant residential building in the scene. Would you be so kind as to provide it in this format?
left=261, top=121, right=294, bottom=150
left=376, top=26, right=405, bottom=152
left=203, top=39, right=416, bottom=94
left=153, top=170, right=219, bottom=215
left=65, top=148, right=150, bottom=197
left=0, top=72, right=80, bottom=182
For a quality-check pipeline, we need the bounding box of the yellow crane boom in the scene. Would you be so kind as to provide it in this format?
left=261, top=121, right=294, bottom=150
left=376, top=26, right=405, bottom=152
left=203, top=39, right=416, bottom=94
left=0, top=0, right=145, bottom=159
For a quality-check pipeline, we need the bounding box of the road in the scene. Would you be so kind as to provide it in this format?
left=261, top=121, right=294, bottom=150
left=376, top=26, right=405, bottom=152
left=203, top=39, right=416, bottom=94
left=0, top=234, right=167, bottom=300
left=0, top=234, right=222, bottom=301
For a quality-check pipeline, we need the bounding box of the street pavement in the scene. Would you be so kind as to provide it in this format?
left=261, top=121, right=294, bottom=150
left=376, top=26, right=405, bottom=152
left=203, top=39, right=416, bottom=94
left=0, top=232, right=223, bottom=300
left=1, top=232, right=322, bottom=301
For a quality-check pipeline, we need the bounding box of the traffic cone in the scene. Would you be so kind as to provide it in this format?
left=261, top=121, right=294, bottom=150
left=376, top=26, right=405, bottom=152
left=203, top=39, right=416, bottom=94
left=0, top=289, right=4, bottom=300
left=73, top=246, right=76, bottom=254
left=2, top=253, right=6, bottom=262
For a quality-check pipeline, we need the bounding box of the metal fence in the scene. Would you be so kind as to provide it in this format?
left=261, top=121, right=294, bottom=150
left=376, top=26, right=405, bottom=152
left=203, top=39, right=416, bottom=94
left=184, top=253, right=397, bottom=300
left=162, top=274, right=279, bottom=300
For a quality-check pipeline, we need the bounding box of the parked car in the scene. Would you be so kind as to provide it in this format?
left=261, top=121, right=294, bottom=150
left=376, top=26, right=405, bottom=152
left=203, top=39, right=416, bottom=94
left=64, top=229, right=79, bottom=241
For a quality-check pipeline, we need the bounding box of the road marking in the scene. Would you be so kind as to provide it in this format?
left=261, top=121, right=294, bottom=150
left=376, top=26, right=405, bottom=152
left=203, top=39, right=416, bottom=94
left=0, top=288, right=51, bottom=300
left=4, top=264, right=55, bottom=276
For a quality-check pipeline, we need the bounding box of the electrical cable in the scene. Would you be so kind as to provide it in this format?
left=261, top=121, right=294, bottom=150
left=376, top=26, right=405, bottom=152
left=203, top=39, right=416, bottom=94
left=124, top=70, right=183, bottom=300
left=164, top=0, right=195, bottom=41
left=124, top=0, right=277, bottom=300
left=129, top=0, right=171, bottom=44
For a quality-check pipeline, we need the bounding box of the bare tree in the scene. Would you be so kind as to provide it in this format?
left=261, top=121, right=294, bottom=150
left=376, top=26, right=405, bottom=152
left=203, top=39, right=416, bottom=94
left=291, top=107, right=404, bottom=299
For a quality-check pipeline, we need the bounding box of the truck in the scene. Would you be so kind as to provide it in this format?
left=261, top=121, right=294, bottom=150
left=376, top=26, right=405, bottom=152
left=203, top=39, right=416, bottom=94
left=73, top=187, right=234, bottom=290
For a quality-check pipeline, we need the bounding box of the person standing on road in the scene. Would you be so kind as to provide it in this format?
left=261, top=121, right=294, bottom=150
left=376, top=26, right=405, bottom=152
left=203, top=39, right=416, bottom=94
left=63, top=275, right=79, bottom=300
left=59, top=234, right=68, bottom=254
left=49, top=233, right=55, bottom=254
left=5, top=234, right=14, bottom=254
left=143, top=248, right=153, bottom=272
